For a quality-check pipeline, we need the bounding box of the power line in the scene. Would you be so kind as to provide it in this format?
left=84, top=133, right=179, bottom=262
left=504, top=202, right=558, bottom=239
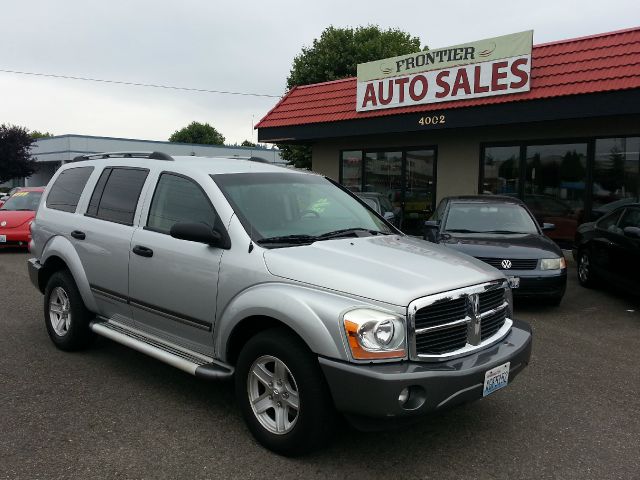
left=0, top=68, right=282, bottom=98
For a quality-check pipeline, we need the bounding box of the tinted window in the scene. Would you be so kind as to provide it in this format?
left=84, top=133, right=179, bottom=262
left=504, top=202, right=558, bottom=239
left=89, top=168, right=148, bottom=225
left=597, top=209, right=623, bottom=233
left=619, top=208, right=640, bottom=229
left=46, top=167, right=94, bottom=212
left=86, top=169, right=112, bottom=217
left=147, top=174, right=216, bottom=234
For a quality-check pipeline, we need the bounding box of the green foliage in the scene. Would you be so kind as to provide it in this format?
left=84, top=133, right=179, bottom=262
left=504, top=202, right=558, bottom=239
left=0, top=124, right=37, bottom=183
left=280, top=25, right=422, bottom=169
left=169, top=121, right=225, bottom=145
left=30, top=130, right=54, bottom=139
left=286, top=25, right=422, bottom=89
left=241, top=140, right=256, bottom=147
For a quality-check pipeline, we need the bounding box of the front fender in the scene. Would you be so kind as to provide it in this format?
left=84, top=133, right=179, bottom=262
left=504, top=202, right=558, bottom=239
left=41, top=235, right=98, bottom=312
left=215, top=283, right=383, bottom=363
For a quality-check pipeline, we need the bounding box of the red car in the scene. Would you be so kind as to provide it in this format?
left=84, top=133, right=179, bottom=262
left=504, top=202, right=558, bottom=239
left=0, top=187, right=45, bottom=249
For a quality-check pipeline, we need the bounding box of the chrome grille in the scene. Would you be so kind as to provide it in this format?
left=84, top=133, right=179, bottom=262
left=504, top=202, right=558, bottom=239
left=409, top=281, right=512, bottom=361
left=476, top=257, right=538, bottom=270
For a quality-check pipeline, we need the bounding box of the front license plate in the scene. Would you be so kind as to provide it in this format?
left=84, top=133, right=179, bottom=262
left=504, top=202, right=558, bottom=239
left=508, top=276, right=520, bottom=289
left=0, top=235, right=6, bottom=243
left=483, top=362, right=510, bottom=397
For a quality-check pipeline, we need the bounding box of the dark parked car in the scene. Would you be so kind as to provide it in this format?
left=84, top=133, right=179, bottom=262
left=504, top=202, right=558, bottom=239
left=574, top=203, right=640, bottom=294
left=425, top=196, right=567, bottom=305
left=355, top=192, right=401, bottom=227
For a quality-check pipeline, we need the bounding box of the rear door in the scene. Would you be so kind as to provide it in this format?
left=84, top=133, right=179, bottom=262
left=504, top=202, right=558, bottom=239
left=589, top=209, right=624, bottom=281
left=128, top=172, right=224, bottom=349
left=611, top=207, right=640, bottom=290
left=75, top=167, right=150, bottom=320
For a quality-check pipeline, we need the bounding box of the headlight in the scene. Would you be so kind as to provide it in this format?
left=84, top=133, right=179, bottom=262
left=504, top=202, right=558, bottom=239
left=540, top=257, right=566, bottom=270
left=343, top=309, right=406, bottom=360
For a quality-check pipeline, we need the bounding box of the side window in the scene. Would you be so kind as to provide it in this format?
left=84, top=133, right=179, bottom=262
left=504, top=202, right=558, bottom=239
left=597, top=209, right=623, bottom=233
left=147, top=173, right=216, bottom=234
left=86, top=167, right=149, bottom=225
left=46, top=166, right=94, bottom=212
left=619, top=208, right=640, bottom=229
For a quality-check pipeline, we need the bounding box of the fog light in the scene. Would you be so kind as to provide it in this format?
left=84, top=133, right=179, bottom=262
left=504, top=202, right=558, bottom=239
left=398, top=387, right=410, bottom=405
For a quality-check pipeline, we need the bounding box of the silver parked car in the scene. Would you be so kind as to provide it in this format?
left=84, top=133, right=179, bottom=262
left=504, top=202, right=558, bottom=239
left=28, top=152, right=532, bottom=455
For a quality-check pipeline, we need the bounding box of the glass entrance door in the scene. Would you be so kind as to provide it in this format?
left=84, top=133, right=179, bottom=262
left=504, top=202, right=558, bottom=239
left=361, top=148, right=436, bottom=236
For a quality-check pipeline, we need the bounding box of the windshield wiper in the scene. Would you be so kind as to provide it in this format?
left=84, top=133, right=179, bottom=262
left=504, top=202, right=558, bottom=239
left=317, top=228, right=389, bottom=239
left=445, top=229, right=478, bottom=233
left=256, top=234, right=317, bottom=245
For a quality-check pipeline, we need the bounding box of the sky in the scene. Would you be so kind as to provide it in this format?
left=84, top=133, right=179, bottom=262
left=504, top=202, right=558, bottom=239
left=0, top=0, right=638, bottom=145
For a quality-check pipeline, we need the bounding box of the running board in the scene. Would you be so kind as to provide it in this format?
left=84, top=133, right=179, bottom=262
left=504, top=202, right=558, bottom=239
left=90, top=320, right=234, bottom=380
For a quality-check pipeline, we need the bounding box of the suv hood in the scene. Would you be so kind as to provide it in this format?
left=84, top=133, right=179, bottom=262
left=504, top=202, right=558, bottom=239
left=440, top=233, right=562, bottom=258
left=263, top=235, right=502, bottom=307
left=0, top=210, right=34, bottom=229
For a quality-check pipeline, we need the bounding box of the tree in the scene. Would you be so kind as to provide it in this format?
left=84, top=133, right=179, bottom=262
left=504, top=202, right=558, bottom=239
left=30, top=130, right=54, bottom=139
left=241, top=140, right=256, bottom=147
left=281, top=26, right=423, bottom=169
left=169, top=121, right=225, bottom=145
left=0, top=124, right=38, bottom=183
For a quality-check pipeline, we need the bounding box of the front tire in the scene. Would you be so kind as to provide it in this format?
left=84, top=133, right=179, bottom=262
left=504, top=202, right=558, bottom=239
left=235, top=328, right=336, bottom=456
left=44, top=270, right=94, bottom=351
left=577, top=248, right=597, bottom=288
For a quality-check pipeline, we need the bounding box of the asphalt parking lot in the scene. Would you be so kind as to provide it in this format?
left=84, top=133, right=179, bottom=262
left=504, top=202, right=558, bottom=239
left=1, top=250, right=639, bottom=480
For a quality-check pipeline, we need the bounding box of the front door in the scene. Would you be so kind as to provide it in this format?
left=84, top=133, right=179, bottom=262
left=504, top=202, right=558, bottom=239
left=128, top=173, right=223, bottom=349
left=363, top=149, right=436, bottom=236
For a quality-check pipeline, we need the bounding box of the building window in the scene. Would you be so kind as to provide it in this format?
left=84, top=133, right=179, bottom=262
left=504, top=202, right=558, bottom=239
left=340, top=151, right=362, bottom=192
left=592, top=137, right=640, bottom=219
left=404, top=149, right=436, bottom=233
left=481, top=146, right=520, bottom=195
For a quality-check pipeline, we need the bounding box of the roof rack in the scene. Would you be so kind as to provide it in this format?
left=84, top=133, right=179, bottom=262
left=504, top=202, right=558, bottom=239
left=73, top=151, right=174, bottom=161
left=224, top=155, right=270, bottom=164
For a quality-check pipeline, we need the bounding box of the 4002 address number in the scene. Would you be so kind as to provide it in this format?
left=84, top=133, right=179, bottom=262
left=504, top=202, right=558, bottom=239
left=418, top=114, right=446, bottom=126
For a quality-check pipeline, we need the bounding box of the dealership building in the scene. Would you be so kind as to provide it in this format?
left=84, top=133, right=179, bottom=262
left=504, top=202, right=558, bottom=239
left=256, top=27, right=640, bottom=242
left=10, top=134, right=284, bottom=188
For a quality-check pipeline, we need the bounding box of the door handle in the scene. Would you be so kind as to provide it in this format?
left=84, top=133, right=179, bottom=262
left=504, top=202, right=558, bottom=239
left=70, top=230, right=86, bottom=240
left=132, top=245, right=153, bottom=258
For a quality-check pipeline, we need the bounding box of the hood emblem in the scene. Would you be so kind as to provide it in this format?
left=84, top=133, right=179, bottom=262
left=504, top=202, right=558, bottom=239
left=501, top=259, right=512, bottom=269
left=0, top=221, right=6, bottom=227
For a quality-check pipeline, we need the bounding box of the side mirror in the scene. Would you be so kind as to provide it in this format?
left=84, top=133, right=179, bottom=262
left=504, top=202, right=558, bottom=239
left=170, top=222, right=226, bottom=247
left=623, top=226, right=640, bottom=239
left=542, top=223, right=556, bottom=232
left=423, top=220, right=440, bottom=242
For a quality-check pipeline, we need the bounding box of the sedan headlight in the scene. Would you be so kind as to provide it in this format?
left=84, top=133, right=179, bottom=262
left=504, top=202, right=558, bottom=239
left=540, top=257, right=567, bottom=270
left=343, top=309, right=406, bottom=360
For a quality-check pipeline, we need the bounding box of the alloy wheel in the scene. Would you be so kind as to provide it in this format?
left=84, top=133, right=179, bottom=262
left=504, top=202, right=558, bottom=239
left=49, top=286, right=71, bottom=336
left=247, top=355, right=300, bottom=435
left=579, top=252, right=590, bottom=283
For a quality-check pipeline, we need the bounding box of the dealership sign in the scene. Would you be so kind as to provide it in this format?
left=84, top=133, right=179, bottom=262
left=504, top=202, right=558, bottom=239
left=356, top=31, right=533, bottom=112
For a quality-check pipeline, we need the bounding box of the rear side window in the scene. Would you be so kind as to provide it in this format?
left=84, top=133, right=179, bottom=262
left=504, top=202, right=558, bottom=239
left=46, top=167, right=94, bottom=212
left=146, top=173, right=216, bottom=234
left=86, top=167, right=149, bottom=225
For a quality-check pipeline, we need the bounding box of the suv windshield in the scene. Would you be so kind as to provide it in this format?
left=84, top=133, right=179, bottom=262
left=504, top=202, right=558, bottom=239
left=0, top=191, right=43, bottom=211
left=445, top=202, right=538, bottom=234
left=213, top=172, right=392, bottom=245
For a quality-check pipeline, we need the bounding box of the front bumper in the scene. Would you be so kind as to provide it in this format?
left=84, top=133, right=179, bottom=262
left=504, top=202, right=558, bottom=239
left=0, top=228, right=30, bottom=247
left=320, top=320, right=532, bottom=420
left=514, top=270, right=567, bottom=298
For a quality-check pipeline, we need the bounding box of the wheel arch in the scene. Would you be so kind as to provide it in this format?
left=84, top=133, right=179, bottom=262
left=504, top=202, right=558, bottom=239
left=39, top=236, right=97, bottom=311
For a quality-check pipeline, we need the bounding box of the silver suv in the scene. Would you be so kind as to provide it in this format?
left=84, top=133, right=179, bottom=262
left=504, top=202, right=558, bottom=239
left=28, top=152, right=532, bottom=455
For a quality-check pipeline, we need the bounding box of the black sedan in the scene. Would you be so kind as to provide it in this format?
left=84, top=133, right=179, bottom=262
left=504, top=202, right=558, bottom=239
left=425, top=196, right=567, bottom=305
left=573, top=203, right=640, bottom=295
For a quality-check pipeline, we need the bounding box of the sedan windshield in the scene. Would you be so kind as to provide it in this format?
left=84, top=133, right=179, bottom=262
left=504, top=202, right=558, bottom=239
left=0, top=191, right=42, bottom=211
left=213, top=173, right=392, bottom=245
left=445, top=203, right=538, bottom=234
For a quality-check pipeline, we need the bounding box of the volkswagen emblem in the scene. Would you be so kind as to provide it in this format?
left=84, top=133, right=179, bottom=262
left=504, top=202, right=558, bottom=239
left=501, top=259, right=512, bottom=269
left=0, top=221, right=6, bottom=227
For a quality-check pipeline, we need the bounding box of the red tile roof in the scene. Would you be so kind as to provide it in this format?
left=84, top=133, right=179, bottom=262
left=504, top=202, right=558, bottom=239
left=257, top=27, right=640, bottom=129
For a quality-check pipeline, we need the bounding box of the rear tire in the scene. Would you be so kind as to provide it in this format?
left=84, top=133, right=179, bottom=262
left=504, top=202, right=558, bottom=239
left=577, top=248, right=597, bottom=288
left=235, top=328, right=336, bottom=456
left=44, top=270, right=94, bottom=351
